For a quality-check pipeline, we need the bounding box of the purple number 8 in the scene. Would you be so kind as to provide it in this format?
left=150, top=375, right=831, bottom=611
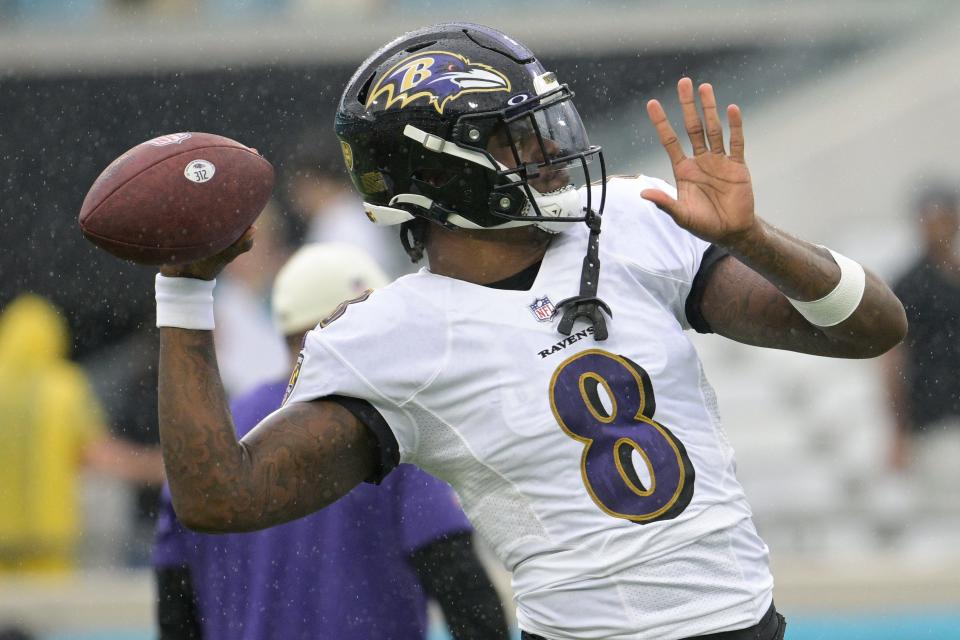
left=549, top=349, right=695, bottom=523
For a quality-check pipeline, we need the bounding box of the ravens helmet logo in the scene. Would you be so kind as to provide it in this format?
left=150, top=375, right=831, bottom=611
left=365, top=51, right=511, bottom=114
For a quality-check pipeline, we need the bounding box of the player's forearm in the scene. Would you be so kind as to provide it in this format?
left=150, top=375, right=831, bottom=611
left=723, top=220, right=838, bottom=299
left=159, top=328, right=378, bottom=532
left=158, top=327, right=254, bottom=531
left=719, top=219, right=907, bottom=357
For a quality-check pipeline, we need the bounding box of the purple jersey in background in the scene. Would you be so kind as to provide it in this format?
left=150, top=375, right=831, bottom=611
left=153, top=381, right=473, bottom=640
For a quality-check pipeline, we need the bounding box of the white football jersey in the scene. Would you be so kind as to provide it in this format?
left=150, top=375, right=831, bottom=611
left=287, top=176, right=774, bottom=639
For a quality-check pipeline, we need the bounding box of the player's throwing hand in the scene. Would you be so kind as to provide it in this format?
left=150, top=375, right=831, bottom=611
left=159, top=227, right=257, bottom=281
left=641, top=78, right=757, bottom=250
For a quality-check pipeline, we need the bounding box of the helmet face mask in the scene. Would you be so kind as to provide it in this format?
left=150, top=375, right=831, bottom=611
left=461, top=85, right=604, bottom=232
left=335, top=23, right=605, bottom=234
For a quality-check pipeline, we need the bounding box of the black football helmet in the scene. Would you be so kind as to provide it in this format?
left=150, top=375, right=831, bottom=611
left=334, top=22, right=606, bottom=233
left=335, top=23, right=611, bottom=338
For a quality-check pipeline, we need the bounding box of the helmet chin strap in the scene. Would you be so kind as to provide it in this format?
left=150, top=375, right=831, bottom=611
left=555, top=206, right=612, bottom=340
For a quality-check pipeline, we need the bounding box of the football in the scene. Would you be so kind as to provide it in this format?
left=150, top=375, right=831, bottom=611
left=78, top=132, right=274, bottom=265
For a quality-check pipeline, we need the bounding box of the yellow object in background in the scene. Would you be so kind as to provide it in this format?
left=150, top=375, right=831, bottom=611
left=0, top=294, right=104, bottom=573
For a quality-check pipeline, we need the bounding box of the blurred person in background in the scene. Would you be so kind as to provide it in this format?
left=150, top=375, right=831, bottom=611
left=93, top=328, right=165, bottom=566
left=85, top=325, right=171, bottom=566
left=0, top=294, right=164, bottom=573
left=885, top=183, right=960, bottom=472
left=153, top=243, right=508, bottom=640
left=284, top=140, right=413, bottom=277
left=213, top=200, right=292, bottom=397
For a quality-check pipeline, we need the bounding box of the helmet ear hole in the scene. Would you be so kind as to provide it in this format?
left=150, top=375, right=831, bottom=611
left=413, top=167, right=457, bottom=189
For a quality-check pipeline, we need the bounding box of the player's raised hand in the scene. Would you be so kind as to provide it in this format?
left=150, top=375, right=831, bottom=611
left=641, top=78, right=758, bottom=248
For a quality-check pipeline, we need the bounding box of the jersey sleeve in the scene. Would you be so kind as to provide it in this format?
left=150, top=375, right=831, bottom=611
left=599, top=176, right=715, bottom=329
left=283, top=282, right=448, bottom=465
left=684, top=244, right=730, bottom=333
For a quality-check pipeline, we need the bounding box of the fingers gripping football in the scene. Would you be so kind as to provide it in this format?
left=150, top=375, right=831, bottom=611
left=159, top=226, right=257, bottom=281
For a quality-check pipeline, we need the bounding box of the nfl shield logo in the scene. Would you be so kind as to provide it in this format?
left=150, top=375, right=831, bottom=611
left=529, top=296, right=556, bottom=322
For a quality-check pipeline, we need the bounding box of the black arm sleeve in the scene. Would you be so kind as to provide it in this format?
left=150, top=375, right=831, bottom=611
left=408, top=532, right=510, bottom=640
left=325, top=394, right=400, bottom=484
left=156, top=565, right=203, bottom=640
left=685, top=244, right=730, bottom=334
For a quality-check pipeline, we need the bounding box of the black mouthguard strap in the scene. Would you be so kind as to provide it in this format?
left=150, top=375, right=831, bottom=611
left=556, top=208, right=612, bottom=340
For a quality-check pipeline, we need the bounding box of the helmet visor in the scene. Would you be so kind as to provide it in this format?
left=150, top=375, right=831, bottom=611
left=501, top=98, right=593, bottom=168
left=484, top=97, right=596, bottom=195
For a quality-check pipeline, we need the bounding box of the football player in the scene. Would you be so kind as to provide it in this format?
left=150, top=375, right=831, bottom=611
left=152, top=24, right=906, bottom=640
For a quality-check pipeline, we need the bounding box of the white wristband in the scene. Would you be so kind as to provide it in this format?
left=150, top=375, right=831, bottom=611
left=787, top=248, right=866, bottom=327
left=155, top=274, right=216, bottom=330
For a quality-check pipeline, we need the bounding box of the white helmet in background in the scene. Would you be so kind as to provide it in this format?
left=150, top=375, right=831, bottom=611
left=272, top=243, right=389, bottom=336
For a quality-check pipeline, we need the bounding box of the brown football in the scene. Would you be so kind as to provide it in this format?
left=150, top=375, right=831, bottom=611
left=78, top=132, right=274, bottom=265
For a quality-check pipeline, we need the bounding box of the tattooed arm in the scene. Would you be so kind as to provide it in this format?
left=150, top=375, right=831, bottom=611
left=697, top=220, right=906, bottom=358
left=159, top=328, right=378, bottom=532
left=157, top=230, right=378, bottom=533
